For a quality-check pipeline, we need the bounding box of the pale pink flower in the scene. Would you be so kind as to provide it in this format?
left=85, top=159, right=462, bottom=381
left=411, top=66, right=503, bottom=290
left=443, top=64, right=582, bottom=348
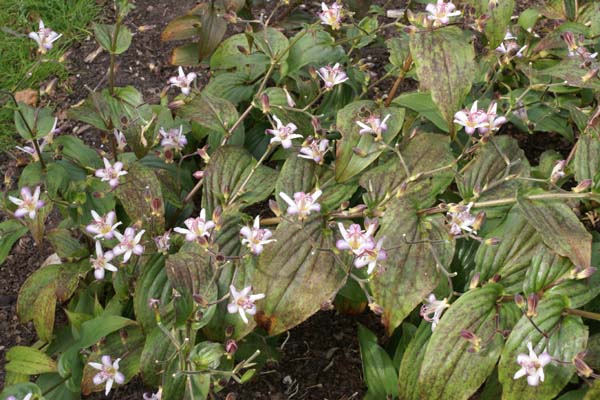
left=356, top=114, right=391, bottom=140
left=279, top=190, right=322, bottom=219
left=240, top=216, right=275, bottom=255
left=88, top=355, right=125, bottom=396
left=28, top=20, right=62, bottom=53
left=514, top=342, right=552, bottom=386
left=113, top=227, right=145, bottom=263
left=336, top=221, right=377, bottom=256
left=298, top=138, right=329, bottom=164
left=91, top=241, right=117, bottom=280
left=154, top=231, right=171, bottom=254
left=453, top=101, right=489, bottom=135
left=318, top=2, right=343, bottom=30
left=159, top=125, right=187, bottom=152
left=447, top=202, right=477, bottom=236
left=174, top=209, right=215, bottom=241
left=478, top=102, right=507, bottom=135
left=168, top=66, right=197, bottom=96
left=86, top=210, right=122, bottom=240
left=420, top=294, right=449, bottom=331
left=95, top=157, right=127, bottom=189
left=283, top=87, right=296, bottom=107
left=144, top=388, right=162, bottom=400
left=227, top=285, right=265, bottom=324
left=9, top=186, right=44, bottom=219
left=266, top=115, right=302, bottom=149
left=317, top=63, right=349, bottom=89
left=550, top=160, right=566, bottom=184
left=425, top=0, right=461, bottom=26
left=114, top=129, right=127, bottom=151
left=354, top=238, right=387, bottom=274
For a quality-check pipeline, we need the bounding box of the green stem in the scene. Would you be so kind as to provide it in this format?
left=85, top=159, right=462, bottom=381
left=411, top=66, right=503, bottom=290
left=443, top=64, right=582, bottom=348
left=565, top=308, right=600, bottom=321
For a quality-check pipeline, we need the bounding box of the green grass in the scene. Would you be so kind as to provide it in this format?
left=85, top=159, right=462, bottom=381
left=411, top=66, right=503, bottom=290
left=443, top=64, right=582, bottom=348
left=0, top=0, right=100, bottom=147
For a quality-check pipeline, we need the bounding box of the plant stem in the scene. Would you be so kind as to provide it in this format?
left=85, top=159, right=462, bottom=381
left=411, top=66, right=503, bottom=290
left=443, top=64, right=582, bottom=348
left=384, top=54, right=412, bottom=108
left=565, top=308, right=600, bottom=321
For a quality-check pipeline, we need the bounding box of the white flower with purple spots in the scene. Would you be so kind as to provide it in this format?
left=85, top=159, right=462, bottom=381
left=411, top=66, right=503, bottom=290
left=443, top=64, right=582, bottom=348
left=174, top=209, right=215, bottom=242
left=240, top=216, right=275, bottom=255
left=95, top=157, right=127, bottom=189
left=354, top=238, right=387, bottom=274
left=425, top=0, right=461, bottom=27
left=453, top=102, right=489, bottom=135
left=266, top=115, right=302, bottom=149
left=113, top=227, right=145, bottom=263
left=91, top=241, right=117, bottom=280
left=279, top=190, right=322, bottom=220
left=298, top=138, right=329, bottom=164
left=356, top=114, right=391, bottom=141
left=86, top=210, right=122, bottom=240
left=159, top=125, right=187, bottom=152
left=9, top=186, right=44, bottom=219
left=318, top=2, right=343, bottom=30
left=28, top=20, right=62, bottom=54
left=317, top=63, right=349, bottom=89
left=169, top=66, right=197, bottom=96
left=227, top=285, right=265, bottom=324
left=420, top=293, right=449, bottom=331
left=514, top=342, right=552, bottom=386
left=89, top=355, right=125, bottom=396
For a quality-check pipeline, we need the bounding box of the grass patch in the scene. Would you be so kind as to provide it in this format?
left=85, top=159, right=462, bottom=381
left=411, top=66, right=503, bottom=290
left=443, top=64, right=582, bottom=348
left=0, top=0, right=100, bottom=147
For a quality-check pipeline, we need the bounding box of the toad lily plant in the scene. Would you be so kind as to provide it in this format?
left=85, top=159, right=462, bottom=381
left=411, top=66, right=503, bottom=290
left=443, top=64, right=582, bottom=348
left=2, top=0, right=600, bottom=399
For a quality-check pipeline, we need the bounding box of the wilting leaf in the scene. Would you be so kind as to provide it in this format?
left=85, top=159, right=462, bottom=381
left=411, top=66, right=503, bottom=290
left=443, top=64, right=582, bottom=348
left=474, top=206, right=542, bottom=292
left=161, top=15, right=202, bottom=42
left=417, top=283, right=504, bottom=400
left=253, top=216, right=347, bottom=335
left=276, top=154, right=357, bottom=213
left=202, top=146, right=277, bottom=215
left=115, top=162, right=164, bottom=236
left=17, top=261, right=89, bottom=342
left=517, top=189, right=592, bottom=269
left=5, top=346, right=57, bottom=375
left=398, top=322, right=433, bottom=400
left=499, top=295, right=586, bottom=400
left=409, top=26, right=475, bottom=133
left=373, top=199, right=454, bottom=335
left=81, top=326, right=144, bottom=395
left=457, top=136, right=530, bottom=205
left=0, top=220, right=28, bottom=265
left=573, top=133, right=600, bottom=182
left=359, top=132, right=455, bottom=208
left=334, top=100, right=404, bottom=182
left=358, top=324, right=399, bottom=399
left=485, top=0, right=515, bottom=49
left=524, top=249, right=573, bottom=294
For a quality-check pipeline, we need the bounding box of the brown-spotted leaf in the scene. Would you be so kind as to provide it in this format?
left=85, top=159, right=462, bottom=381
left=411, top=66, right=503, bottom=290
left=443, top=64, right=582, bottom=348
left=252, top=216, right=348, bottom=335
left=373, top=198, right=455, bottom=335
left=115, top=162, right=164, bottom=236
left=409, top=26, right=475, bottom=132
left=161, top=15, right=202, bottom=42
left=165, top=241, right=217, bottom=303
left=517, top=189, right=592, bottom=269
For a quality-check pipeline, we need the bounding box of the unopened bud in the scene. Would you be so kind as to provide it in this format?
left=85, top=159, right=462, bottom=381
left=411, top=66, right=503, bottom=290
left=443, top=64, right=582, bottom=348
left=193, top=294, right=208, bottom=307
left=213, top=206, right=223, bottom=229
left=148, top=298, right=160, bottom=309
left=225, top=393, right=237, bottom=400
left=460, top=329, right=481, bottom=352
left=223, top=11, right=238, bottom=23
left=469, top=272, right=480, bottom=289
left=582, top=68, right=599, bottom=82
left=197, top=146, right=210, bottom=162
left=491, top=274, right=501, bottom=283
left=484, top=237, right=501, bottom=246
left=526, top=294, right=538, bottom=317
left=575, top=267, right=597, bottom=280
left=352, top=147, right=367, bottom=157
left=225, top=326, right=235, bottom=338
left=369, top=302, right=384, bottom=315
left=472, top=211, right=486, bottom=231
left=283, top=86, right=295, bottom=108
left=269, top=199, right=281, bottom=217
left=143, top=186, right=152, bottom=203
left=514, top=294, right=525, bottom=309
left=151, top=198, right=162, bottom=217
left=120, top=329, right=129, bottom=343
left=168, top=99, right=185, bottom=110
left=574, top=352, right=594, bottom=377
left=225, top=339, right=238, bottom=357
left=573, top=179, right=592, bottom=193
left=261, top=93, right=270, bottom=113
left=308, top=66, right=318, bottom=80
left=311, top=116, right=321, bottom=133
left=396, top=181, right=408, bottom=197
left=164, top=149, right=174, bottom=163
left=193, top=170, right=205, bottom=180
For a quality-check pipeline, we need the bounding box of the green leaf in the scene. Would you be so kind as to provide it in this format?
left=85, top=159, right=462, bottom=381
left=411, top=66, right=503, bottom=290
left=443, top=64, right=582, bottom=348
left=177, top=92, right=239, bottom=137
left=359, top=132, right=455, bottom=208
left=417, top=284, right=504, bottom=400
left=252, top=27, right=290, bottom=62
left=457, top=136, right=530, bottom=205
left=358, top=324, right=399, bottom=399
left=161, top=14, right=202, bottom=41
left=373, top=199, right=454, bottom=335
left=573, top=133, right=600, bottom=183
left=93, top=23, right=132, bottom=54
left=474, top=207, right=542, bottom=292
left=540, top=59, right=600, bottom=90
left=409, top=27, right=475, bottom=133
left=484, top=0, right=515, bottom=49
left=0, top=382, right=43, bottom=400
left=276, top=154, right=356, bottom=213
left=53, top=135, right=102, bottom=169
left=17, top=261, right=89, bottom=342
left=253, top=216, right=347, bottom=335
left=47, top=228, right=89, bottom=260
left=5, top=346, right=57, bottom=375
left=585, top=380, right=600, bottom=400
left=393, top=91, right=449, bottom=132
left=14, top=103, right=54, bottom=140
left=134, top=255, right=171, bottom=333
left=140, top=328, right=176, bottom=386
left=499, top=296, right=585, bottom=400
left=210, top=33, right=270, bottom=70
left=334, top=100, right=404, bottom=182
left=0, top=220, right=28, bottom=265
left=517, top=189, right=592, bottom=269
left=518, top=9, right=541, bottom=31
left=547, top=267, right=600, bottom=308
left=115, top=162, right=165, bottom=236
left=201, top=146, right=277, bottom=215
left=283, top=29, right=345, bottom=77
left=524, top=249, right=572, bottom=294
left=398, top=322, right=433, bottom=400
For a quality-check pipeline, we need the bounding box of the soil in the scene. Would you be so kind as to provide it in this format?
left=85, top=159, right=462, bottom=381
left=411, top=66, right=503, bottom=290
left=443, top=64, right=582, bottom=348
left=0, top=0, right=574, bottom=398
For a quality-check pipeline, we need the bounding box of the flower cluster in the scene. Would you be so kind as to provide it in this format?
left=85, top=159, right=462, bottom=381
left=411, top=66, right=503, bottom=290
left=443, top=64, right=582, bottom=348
left=336, top=219, right=387, bottom=274
left=454, top=101, right=506, bottom=136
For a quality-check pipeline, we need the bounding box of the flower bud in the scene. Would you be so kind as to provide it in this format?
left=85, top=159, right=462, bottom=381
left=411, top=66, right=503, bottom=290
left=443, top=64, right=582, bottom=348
left=148, top=298, right=160, bottom=309
left=575, top=267, right=597, bottom=280
left=193, top=170, right=205, bottom=180
left=573, top=179, right=592, bottom=193
left=164, top=149, right=174, bottom=163
left=225, top=326, right=235, bottom=337
left=491, top=274, right=501, bottom=283
left=396, top=181, right=408, bottom=198
left=514, top=293, right=525, bottom=309
left=472, top=211, right=486, bottom=231
left=526, top=294, right=538, bottom=318
left=582, top=68, right=599, bottom=82
left=143, top=186, right=152, bottom=203
left=269, top=199, right=281, bottom=217
left=225, top=339, right=238, bottom=357
left=223, top=11, right=238, bottom=23
left=574, top=352, right=594, bottom=378
left=460, top=329, right=481, bottom=352
left=352, top=147, right=368, bottom=157
left=283, top=86, right=295, bottom=107
left=369, top=302, right=384, bottom=315
left=311, top=116, right=321, bottom=133
left=197, top=146, right=210, bottom=162
left=151, top=198, right=162, bottom=217
left=213, top=206, right=223, bottom=229
left=193, top=294, right=208, bottom=307
left=261, top=93, right=270, bottom=113
left=484, top=237, right=501, bottom=246
left=308, top=66, right=318, bottom=80
left=469, top=272, right=480, bottom=289
left=168, top=99, right=185, bottom=110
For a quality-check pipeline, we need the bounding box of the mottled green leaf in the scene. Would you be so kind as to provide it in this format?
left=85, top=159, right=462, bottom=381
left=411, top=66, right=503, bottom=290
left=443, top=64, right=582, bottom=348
left=47, top=228, right=89, bottom=260
left=484, top=0, right=515, bottom=49
left=393, top=91, right=449, bottom=132
left=398, top=322, right=433, bottom=400
left=541, top=59, right=600, bottom=90
left=282, top=29, right=345, bottom=77
left=0, top=220, right=28, bottom=265
left=358, top=324, right=399, bottom=399
left=177, top=92, right=239, bottom=136
left=133, top=254, right=171, bottom=333
left=524, top=249, right=572, bottom=294
left=573, top=133, right=600, bottom=183
left=418, top=284, right=504, bottom=400
left=409, top=27, right=475, bottom=132
left=5, top=346, right=57, bottom=375
left=140, top=327, right=176, bottom=386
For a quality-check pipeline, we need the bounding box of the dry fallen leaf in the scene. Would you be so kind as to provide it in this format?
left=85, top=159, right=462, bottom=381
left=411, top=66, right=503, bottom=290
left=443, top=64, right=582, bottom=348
left=14, top=88, right=38, bottom=106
